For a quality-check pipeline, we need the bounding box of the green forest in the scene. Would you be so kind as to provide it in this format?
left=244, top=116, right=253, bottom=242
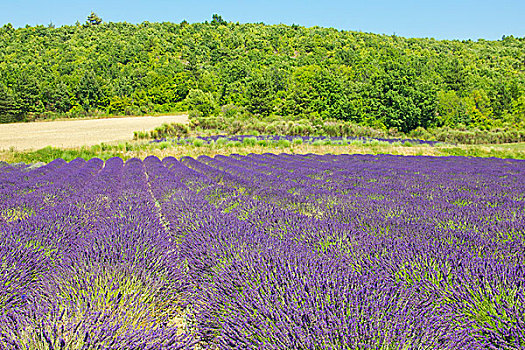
left=0, top=16, right=524, bottom=133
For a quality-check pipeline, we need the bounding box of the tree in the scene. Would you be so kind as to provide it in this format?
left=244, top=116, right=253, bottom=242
left=184, top=89, right=217, bottom=117
left=0, top=86, right=24, bottom=124
left=0, top=19, right=523, bottom=129
left=42, top=81, right=72, bottom=113
left=436, top=90, right=464, bottom=127
left=75, top=71, right=106, bottom=110
left=86, top=12, right=103, bottom=26
left=211, top=14, right=227, bottom=26
left=463, top=89, right=493, bottom=129
left=13, top=73, right=43, bottom=114
left=246, top=77, right=273, bottom=116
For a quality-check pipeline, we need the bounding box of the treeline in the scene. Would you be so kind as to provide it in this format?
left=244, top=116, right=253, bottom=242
left=0, top=18, right=524, bottom=133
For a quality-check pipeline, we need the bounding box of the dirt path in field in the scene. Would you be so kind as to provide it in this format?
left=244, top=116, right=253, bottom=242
left=0, top=115, right=188, bottom=151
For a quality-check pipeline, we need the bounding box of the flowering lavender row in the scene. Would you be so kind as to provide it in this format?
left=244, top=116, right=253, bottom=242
left=1, top=154, right=524, bottom=349
left=0, top=158, right=192, bottom=348
left=151, top=134, right=438, bottom=146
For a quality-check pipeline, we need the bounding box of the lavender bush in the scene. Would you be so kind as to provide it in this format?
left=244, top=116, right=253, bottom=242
left=0, top=154, right=524, bottom=349
left=151, top=135, right=439, bottom=146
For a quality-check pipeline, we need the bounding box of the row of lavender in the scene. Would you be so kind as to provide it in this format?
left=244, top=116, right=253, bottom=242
left=151, top=134, right=439, bottom=146
left=0, top=158, right=192, bottom=348
left=1, top=154, right=524, bottom=348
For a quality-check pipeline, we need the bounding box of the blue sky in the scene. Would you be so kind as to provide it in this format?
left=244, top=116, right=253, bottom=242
left=1, top=0, right=524, bottom=40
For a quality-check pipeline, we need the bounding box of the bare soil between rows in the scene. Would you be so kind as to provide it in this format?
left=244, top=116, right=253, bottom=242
left=0, top=115, right=188, bottom=151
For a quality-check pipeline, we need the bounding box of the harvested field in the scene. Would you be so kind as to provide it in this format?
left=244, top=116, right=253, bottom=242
left=0, top=115, right=188, bottom=151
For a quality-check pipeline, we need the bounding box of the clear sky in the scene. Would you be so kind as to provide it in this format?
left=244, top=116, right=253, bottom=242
left=1, top=0, right=524, bottom=40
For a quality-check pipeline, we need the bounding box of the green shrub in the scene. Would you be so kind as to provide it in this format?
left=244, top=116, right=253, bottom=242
left=185, top=89, right=217, bottom=117
left=193, top=139, right=204, bottom=147
left=221, top=104, right=250, bottom=119
left=145, top=123, right=189, bottom=139
left=133, top=131, right=148, bottom=140
left=409, top=126, right=432, bottom=140
left=278, top=139, right=291, bottom=148
left=242, top=137, right=257, bottom=146
left=427, top=127, right=525, bottom=144
left=158, top=141, right=171, bottom=150
left=226, top=141, right=241, bottom=147
left=216, top=137, right=228, bottom=146
left=198, top=117, right=223, bottom=130
left=0, top=86, right=25, bottom=123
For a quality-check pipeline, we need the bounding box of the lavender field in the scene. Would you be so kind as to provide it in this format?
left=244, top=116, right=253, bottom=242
left=1, top=154, right=524, bottom=349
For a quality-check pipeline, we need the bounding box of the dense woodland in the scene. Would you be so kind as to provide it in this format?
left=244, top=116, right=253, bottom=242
left=0, top=16, right=524, bottom=133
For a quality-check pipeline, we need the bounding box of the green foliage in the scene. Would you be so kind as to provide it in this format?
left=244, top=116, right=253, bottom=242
left=277, top=139, right=291, bottom=148
left=75, top=71, right=106, bottom=110
left=141, top=108, right=525, bottom=145
left=0, top=85, right=24, bottom=123
left=86, top=12, right=103, bottom=26
left=134, top=131, right=148, bottom=140
left=425, top=127, right=525, bottom=144
left=193, top=138, right=204, bottom=147
left=145, top=122, right=190, bottom=139
left=436, top=90, right=464, bottom=126
left=185, top=89, right=217, bottom=117
left=246, top=77, right=273, bottom=116
left=0, top=20, right=523, bottom=132
left=292, top=138, right=303, bottom=145
left=242, top=136, right=257, bottom=146
left=211, top=14, right=227, bottom=26
left=5, top=135, right=525, bottom=164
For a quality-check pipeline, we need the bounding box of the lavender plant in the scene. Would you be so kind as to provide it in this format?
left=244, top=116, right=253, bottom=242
left=151, top=135, right=439, bottom=147
left=0, top=154, right=523, bottom=349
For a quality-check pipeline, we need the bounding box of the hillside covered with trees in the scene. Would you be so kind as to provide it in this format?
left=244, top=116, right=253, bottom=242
left=0, top=16, right=524, bottom=133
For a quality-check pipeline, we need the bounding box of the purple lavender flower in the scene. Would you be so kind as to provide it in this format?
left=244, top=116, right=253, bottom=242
left=1, top=154, right=523, bottom=348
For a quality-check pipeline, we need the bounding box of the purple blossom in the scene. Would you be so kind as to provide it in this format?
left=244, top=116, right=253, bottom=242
left=1, top=154, right=524, bottom=348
